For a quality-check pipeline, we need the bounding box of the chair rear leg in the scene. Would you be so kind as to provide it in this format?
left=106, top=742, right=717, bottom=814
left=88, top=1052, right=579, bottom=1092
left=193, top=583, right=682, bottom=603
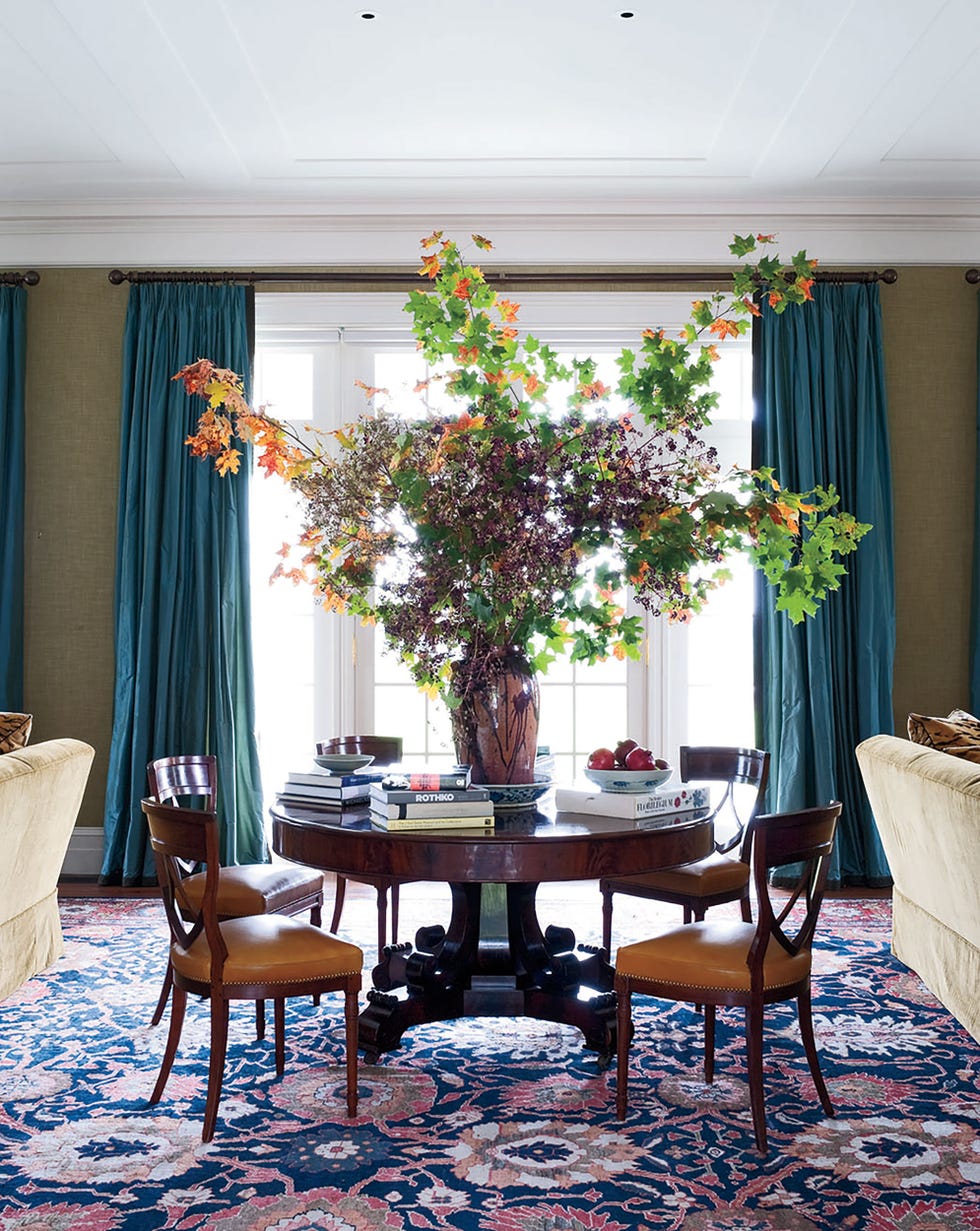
left=745, top=999, right=768, bottom=1154
left=615, top=975, right=631, bottom=1119
left=202, top=996, right=230, bottom=1143
left=150, top=984, right=186, bottom=1104
left=797, top=985, right=834, bottom=1117
left=345, top=985, right=360, bottom=1117
left=255, top=998, right=266, bottom=1040
left=150, top=961, right=174, bottom=1027
left=310, top=902, right=323, bottom=1006
left=329, top=875, right=348, bottom=933
left=390, top=884, right=400, bottom=947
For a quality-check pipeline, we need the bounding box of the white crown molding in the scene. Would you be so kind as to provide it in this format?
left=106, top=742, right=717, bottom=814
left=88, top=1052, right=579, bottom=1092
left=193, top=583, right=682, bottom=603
left=3, top=201, right=980, bottom=267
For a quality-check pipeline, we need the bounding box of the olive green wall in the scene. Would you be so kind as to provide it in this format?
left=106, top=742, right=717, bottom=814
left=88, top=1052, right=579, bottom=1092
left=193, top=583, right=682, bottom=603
left=20, top=266, right=978, bottom=828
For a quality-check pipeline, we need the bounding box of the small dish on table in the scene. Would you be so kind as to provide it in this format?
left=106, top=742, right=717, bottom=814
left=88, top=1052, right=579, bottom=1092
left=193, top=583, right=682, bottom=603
left=313, top=753, right=375, bottom=775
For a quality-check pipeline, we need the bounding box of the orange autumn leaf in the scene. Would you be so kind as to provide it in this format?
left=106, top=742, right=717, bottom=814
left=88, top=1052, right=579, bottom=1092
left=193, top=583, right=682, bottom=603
left=756, top=233, right=775, bottom=243
left=418, top=253, right=441, bottom=279
left=472, top=233, right=493, bottom=250
left=708, top=317, right=741, bottom=341
left=768, top=290, right=784, bottom=309
left=642, top=328, right=665, bottom=341
left=457, top=344, right=479, bottom=364
left=420, top=229, right=444, bottom=249
left=215, top=447, right=241, bottom=476
left=497, top=299, right=520, bottom=323
left=354, top=380, right=388, bottom=398
left=579, top=380, right=609, bottom=400
left=453, top=277, right=471, bottom=300
left=796, top=277, right=815, bottom=301
left=499, top=326, right=518, bottom=341
left=742, top=296, right=762, bottom=317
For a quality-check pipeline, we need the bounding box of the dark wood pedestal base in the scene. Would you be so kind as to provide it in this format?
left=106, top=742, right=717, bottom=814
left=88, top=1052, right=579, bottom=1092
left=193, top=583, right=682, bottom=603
left=357, top=880, right=619, bottom=1065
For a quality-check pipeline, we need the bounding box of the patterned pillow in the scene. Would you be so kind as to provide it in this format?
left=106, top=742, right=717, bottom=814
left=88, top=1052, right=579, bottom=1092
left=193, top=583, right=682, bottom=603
left=907, top=709, right=980, bottom=764
left=0, top=712, right=33, bottom=754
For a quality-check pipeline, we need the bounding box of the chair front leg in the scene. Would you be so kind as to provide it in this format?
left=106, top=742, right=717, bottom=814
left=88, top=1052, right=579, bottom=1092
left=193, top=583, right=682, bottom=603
left=274, top=998, right=286, bottom=1076
left=390, top=883, right=401, bottom=947
left=704, top=1003, right=716, bottom=1083
left=345, top=985, right=360, bottom=1118
left=745, top=997, right=768, bottom=1154
left=615, top=975, right=632, bottom=1120
left=202, top=996, right=230, bottom=1143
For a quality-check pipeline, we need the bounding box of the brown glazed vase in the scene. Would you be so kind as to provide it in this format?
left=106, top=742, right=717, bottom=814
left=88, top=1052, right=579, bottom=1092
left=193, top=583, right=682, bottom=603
left=451, top=647, right=540, bottom=785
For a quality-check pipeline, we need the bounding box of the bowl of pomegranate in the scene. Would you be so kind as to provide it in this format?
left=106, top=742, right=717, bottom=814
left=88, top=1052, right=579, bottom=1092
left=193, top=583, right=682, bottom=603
left=583, top=739, right=673, bottom=793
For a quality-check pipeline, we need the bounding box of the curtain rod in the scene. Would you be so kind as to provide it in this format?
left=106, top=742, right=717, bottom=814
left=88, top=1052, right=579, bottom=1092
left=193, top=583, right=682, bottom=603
left=1, top=271, right=40, bottom=287
left=107, top=266, right=898, bottom=287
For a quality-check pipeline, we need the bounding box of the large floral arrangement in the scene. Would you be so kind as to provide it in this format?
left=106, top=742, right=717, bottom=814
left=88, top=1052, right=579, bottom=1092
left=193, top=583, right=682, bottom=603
left=178, top=231, right=869, bottom=781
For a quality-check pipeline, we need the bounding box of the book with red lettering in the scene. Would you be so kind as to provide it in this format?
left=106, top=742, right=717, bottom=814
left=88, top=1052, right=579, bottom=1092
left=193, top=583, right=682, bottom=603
left=380, top=765, right=472, bottom=791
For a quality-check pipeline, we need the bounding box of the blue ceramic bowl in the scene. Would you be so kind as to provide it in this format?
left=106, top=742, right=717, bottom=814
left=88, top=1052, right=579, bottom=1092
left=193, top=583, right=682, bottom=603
left=583, top=765, right=673, bottom=794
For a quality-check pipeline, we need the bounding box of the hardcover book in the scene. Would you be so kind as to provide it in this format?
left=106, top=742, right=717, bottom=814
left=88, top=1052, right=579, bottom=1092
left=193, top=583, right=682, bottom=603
left=274, top=792, right=365, bottom=812
left=380, top=765, right=472, bottom=791
left=287, top=769, right=386, bottom=789
left=369, top=813, right=495, bottom=832
left=554, top=783, right=711, bottom=820
left=369, top=784, right=490, bottom=805
left=370, top=797, right=495, bottom=821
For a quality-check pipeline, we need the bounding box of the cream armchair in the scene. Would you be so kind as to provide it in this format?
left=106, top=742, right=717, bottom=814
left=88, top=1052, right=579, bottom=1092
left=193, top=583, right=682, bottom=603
left=0, top=738, right=94, bottom=1000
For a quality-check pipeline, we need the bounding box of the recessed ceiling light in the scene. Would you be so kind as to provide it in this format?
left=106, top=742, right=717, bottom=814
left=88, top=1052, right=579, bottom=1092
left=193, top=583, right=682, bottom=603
left=358, top=10, right=377, bottom=18
left=619, top=10, right=636, bottom=17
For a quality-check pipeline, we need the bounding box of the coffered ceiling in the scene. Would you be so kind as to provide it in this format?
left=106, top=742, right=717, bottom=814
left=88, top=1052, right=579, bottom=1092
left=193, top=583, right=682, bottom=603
left=3, top=0, right=980, bottom=265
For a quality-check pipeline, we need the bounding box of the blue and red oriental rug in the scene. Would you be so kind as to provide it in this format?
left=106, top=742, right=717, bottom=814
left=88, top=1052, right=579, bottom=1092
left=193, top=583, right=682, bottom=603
left=0, top=891, right=978, bottom=1230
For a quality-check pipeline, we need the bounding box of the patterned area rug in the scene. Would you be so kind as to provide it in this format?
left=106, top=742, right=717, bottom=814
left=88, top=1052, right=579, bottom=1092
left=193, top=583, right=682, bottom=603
left=1, top=892, right=978, bottom=1230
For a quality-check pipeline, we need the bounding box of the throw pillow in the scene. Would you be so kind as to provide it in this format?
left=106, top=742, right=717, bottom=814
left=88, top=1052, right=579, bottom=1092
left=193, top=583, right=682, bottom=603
left=0, top=712, right=33, bottom=753
left=907, top=709, right=980, bottom=763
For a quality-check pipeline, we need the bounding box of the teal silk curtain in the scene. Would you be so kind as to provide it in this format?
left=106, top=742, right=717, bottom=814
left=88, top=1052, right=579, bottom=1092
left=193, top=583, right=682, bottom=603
left=0, top=286, right=26, bottom=711
left=100, top=283, right=266, bottom=885
left=754, top=282, right=894, bottom=886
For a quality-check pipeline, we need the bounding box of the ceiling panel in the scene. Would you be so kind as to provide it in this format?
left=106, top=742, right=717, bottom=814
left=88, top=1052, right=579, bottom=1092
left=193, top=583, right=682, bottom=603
left=0, top=0, right=978, bottom=215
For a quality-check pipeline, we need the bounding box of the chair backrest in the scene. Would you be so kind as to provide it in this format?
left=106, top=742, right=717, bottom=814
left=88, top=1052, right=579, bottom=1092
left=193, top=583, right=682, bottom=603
left=745, top=802, right=842, bottom=976
left=147, top=754, right=218, bottom=810
left=316, top=735, right=403, bottom=765
left=142, top=797, right=227, bottom=974
left=679, top=745, right=770, bottom=854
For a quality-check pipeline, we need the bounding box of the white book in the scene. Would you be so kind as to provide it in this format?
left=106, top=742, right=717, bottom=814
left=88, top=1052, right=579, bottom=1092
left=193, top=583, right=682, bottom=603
left=554, top=783, right=711, bottom=820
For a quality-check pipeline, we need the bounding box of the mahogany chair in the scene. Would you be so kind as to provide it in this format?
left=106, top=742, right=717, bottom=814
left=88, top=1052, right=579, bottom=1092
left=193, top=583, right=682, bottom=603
left=600, top=746, right=770, bottom=954
left=615, top=801, right=842, bottom=1154
left=146, top=755, right=325, bottom=1030
left=316, top=735, right=411, bottom=956
left=142, top=798, right=362, bottom=1142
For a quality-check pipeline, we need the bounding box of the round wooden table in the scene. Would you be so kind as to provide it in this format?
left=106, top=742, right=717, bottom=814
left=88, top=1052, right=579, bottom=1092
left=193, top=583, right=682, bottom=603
left=271, top=802, right=714, bottom=1065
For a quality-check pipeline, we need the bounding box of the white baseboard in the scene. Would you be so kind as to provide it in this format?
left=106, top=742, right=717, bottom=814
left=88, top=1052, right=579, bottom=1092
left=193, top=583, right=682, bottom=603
left=63, top=827, right=104, bottom=878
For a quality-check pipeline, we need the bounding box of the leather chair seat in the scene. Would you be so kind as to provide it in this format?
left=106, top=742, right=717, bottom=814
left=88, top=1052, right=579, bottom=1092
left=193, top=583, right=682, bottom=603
left=172, top=915, right=362, bottom=985
left=179, top=864, right=323, bottom=918
left=616, top=920, right=811, bottom=993
left=613, top=851, right=748, bottom=898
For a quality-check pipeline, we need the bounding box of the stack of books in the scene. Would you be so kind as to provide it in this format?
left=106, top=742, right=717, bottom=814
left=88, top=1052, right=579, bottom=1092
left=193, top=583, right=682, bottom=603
left=275, top=766, right=385, bottom=812
left=554, top=782, right=711, bottom=824
left=369, top=765, right=495, bottom=831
